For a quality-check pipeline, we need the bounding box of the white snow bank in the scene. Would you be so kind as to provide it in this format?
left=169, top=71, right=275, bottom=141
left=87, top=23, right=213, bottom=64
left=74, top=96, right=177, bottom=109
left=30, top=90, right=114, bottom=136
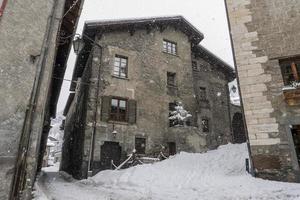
left=35, top=143, right=300, bottom=200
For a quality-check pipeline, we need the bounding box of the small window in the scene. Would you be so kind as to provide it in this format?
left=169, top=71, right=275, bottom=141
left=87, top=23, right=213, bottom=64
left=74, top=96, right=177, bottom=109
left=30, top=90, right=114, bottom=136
left=192, top=61, right=198, bottom=71
left=202, top=118, right=209, bottom=132
left=135, top=137, right=146, bottom=154
left=114, top=55, right=128, bottom=78
left=163, top=40, right=177, bottom=55
left=168, top=142, right=176, bottom=155
left=279, top=58, right=300, bottom=86
left=110, top=98, right=127, bottom=122
left=199, top=87, right=207, bottom=100
left=167, top=72, right=176, bottom=86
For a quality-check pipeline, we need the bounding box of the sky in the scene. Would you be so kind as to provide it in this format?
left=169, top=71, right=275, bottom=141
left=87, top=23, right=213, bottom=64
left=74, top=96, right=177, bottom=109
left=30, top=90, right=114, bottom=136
left=56, top=0, right=234, bottom=113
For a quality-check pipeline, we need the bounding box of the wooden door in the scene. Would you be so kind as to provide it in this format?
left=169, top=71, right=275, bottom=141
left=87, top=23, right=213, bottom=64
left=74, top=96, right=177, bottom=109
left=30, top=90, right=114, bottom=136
left=100, top=141, right=121, bottom=170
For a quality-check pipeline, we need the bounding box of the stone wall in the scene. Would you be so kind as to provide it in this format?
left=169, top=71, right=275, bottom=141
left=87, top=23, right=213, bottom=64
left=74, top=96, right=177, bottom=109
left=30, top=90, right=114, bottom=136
left=226, top=0, right=300, bottom=181
left=77, top=26, right=234, bottom=175
left=0, top=0, right=85, bottom=198
left=192, top=55, right=233, bottom=148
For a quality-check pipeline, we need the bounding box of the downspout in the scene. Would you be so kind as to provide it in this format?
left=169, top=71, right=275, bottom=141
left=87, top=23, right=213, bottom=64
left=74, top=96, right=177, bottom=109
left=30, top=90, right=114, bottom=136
left=88, top=39, right=102, bottom=174
left=224, top=0, right=255, bottom=176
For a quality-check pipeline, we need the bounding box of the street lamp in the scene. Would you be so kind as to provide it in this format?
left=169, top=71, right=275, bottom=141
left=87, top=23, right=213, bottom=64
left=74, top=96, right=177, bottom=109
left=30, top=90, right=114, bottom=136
left=72, top=35, right=85, bottom=54
left=112, top=130, right=117, bottom=139
left=231, top=85, right=237, bottom=93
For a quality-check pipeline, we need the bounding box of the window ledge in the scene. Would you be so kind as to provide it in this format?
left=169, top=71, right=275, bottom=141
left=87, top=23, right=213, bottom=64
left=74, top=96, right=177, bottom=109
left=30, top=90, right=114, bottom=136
left=167, top=85, right=178, bottom=88
left=162, top=51, right=179, bottom=57
left=282, top=86, right=298, bottom=91
left=108, top=120, right=129, bottom=125
left=112, top=75, right=129, bottom=80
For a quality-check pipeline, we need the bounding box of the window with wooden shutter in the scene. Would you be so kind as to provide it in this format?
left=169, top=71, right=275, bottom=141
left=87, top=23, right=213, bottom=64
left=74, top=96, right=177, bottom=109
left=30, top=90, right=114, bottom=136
left=110, top=98, right=127, bottom=122
left=101, top=96, right=111, bottom=122
left=127, top=99, right=137, bottom=124
left=0, top=0, right=8, bottom=17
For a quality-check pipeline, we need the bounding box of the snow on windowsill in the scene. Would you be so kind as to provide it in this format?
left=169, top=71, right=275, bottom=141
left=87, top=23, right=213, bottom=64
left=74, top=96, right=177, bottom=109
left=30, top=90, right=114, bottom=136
left=282, top=85, right=300, bottom=91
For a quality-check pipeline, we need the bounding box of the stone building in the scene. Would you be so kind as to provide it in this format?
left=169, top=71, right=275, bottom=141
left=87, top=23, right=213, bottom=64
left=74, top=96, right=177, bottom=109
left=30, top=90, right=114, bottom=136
left=225, top=0, right=300, bottom=181
left=0, top=0, right=83, bottom=199
left=62, top=16, right=235, bottom=179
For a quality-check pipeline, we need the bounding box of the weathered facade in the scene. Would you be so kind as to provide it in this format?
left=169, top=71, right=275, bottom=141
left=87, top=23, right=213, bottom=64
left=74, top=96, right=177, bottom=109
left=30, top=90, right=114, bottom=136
left=62, top=16, right=235, bottom=178
left=0, top=0, right=83, bottom=199
left=226, top=0, right=300, bottom=181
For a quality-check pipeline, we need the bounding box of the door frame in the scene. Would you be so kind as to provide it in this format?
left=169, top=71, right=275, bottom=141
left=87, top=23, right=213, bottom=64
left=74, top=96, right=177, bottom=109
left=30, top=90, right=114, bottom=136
left=285, top=124, right=300, bottom=171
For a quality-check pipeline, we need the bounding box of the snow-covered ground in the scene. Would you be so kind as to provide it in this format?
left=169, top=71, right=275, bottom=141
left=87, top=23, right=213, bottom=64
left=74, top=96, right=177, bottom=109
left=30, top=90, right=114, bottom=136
left=34, top=143, right=300, bottom=200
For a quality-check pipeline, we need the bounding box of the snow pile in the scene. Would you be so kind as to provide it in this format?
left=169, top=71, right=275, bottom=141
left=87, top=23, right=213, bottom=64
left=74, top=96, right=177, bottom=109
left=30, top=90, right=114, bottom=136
left=35, top=143, right=300, bottom=200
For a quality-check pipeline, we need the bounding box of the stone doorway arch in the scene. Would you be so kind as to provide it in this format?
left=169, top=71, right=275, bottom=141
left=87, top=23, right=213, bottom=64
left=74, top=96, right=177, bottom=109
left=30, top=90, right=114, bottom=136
left=232, top=112, right=246, bottom=143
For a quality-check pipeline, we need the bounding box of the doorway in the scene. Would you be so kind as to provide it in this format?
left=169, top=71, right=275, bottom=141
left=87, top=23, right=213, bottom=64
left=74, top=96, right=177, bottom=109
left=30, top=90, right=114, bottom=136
left=168, top=142, right=176, bottom=155
left=232, top=112, right=246, bottom=143
left=291, top=125, right=300, bottom=166
left=100, top=141, right=121, bottom=170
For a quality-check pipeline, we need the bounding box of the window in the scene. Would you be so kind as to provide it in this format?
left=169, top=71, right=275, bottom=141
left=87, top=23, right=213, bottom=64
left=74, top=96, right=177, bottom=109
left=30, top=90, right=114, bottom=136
left=167, top=72, right=176, bottom=86
left=280, top=58, right=300, bottom=86
left=110, top=98, right=127, bottom=122
left=114, top=55, right=128, bottom=78
left=192, top=61, right=198, bottom=71
left=199, top=87, right=207, bottom=100
left=163, top=40, right=177, bottom=55
left=135, top=137, right=146, bottom=154
left=202, top=118, right=209, bottom=132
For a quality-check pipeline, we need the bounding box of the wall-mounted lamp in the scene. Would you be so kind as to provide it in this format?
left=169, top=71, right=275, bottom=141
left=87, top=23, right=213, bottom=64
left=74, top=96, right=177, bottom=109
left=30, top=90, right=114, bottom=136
left=112, top=130, right=117, bottom=139
left=231, top=85, right=237, bottom=93
left=72, top=35, right=85, bottom=55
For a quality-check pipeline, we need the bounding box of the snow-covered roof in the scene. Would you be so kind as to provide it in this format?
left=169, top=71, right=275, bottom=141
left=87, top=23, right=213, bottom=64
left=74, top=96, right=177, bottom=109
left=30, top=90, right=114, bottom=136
left=84, top=15, right=204, bottom=44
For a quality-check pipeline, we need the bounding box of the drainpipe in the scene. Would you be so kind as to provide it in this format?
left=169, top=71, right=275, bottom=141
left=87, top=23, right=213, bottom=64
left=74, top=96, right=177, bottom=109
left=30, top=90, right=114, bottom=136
left=87, top=38, right=102, bottom=175
left=224, top=0, right=255, bottom=176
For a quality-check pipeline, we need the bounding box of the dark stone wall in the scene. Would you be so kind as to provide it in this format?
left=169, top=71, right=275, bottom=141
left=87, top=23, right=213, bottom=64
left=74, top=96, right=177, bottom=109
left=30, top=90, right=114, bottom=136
left=61, top=57, right=91, bottom=179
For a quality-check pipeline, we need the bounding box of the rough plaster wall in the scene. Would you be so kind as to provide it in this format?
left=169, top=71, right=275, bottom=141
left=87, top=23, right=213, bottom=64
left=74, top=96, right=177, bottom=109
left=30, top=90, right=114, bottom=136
left=78, top=27, right=233, bottom=170
left=93, top=27, right=198, bottom=160
left=226, top=0, right=300, bottom=181
left=0, top=0, right=56, bottom=198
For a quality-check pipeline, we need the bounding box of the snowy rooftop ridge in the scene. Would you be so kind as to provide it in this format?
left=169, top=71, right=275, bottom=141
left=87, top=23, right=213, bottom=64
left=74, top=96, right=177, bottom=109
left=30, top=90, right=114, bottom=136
left=84, top=15, right=204, bottom=43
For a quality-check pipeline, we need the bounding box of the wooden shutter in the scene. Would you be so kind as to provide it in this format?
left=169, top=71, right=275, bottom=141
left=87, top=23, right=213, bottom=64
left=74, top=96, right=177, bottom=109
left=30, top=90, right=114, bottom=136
left=127, top=99, right=137, bottom=124
left=0, top=0, right=8, bottom=17
left=101, top=96, right=111, bottom=122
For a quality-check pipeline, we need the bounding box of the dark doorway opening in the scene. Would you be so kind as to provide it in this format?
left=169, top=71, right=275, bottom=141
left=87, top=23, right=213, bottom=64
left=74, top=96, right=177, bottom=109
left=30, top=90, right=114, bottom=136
left=291, top=125, right=300, bottom=166
left=100, top=141, right=121, bottom=170
left=135, top=137, right=146, bottom=154
left=168, top=142, right=176, bottom=155
left=232, top=112, right=246, bottom=143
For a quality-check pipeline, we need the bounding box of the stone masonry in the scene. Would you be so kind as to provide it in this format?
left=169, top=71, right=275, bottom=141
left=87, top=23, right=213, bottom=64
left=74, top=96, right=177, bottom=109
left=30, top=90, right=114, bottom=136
left=62, top=16, right=236, bottom=178
left=0, top=0, right=83, bottom=199
left=226, top=0, right=300, bottom=181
